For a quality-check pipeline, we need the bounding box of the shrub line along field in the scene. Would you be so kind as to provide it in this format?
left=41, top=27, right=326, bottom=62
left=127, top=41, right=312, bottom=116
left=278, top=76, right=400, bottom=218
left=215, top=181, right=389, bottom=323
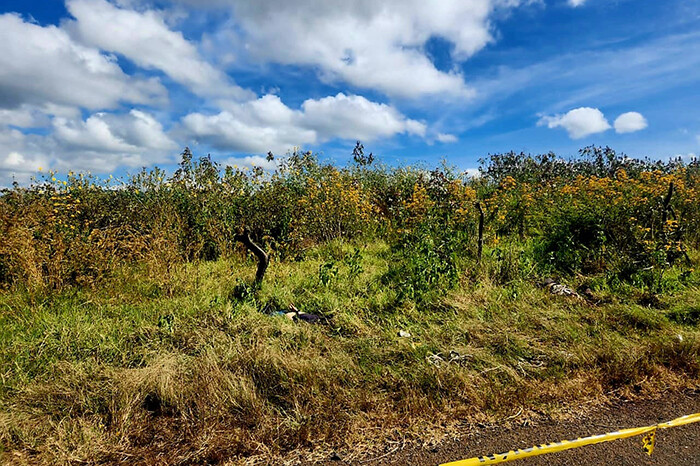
left=0, top=145, right=699, bottom=464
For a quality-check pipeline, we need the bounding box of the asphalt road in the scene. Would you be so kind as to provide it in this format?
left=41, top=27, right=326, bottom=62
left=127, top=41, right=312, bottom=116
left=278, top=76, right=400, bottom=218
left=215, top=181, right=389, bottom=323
left=356, top=390, right=700, bottom=466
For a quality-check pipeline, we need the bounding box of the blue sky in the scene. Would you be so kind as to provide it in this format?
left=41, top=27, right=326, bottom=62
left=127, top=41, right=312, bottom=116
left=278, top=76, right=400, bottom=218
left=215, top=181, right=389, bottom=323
left=0, top=0, right=699, bottom=183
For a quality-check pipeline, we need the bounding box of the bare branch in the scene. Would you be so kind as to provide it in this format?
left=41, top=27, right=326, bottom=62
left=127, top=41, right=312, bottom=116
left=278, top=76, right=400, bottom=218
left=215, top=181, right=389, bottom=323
left=234, top=228, right=269, bottom=285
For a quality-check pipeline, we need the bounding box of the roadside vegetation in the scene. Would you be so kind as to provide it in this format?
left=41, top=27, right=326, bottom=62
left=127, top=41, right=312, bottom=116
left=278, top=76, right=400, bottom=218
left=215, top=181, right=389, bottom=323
left=1, top=145, right=699, bottom=464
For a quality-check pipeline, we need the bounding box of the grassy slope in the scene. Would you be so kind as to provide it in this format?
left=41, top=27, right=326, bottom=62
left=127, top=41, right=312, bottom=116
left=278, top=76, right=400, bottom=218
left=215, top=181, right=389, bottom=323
left=1, top=241, right=699, bottom=464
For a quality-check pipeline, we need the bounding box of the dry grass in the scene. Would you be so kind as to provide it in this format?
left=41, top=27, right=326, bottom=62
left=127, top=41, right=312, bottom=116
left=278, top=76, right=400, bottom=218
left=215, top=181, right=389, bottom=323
left=1, top=241, right=698, bottom=464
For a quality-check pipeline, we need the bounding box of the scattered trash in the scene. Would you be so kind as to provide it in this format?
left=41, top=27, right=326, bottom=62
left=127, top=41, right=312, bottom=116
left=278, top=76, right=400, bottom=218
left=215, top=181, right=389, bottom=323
left=427, top=350, right=473, bottom=368
left=278, top=304, right=321, bottom=324
left=427, top=353, right=445, bottom=367
left=448, top=350, right=472, bottom=365
left=296, top=312, right=321, bottom=324
left=542, top=278, right=581, bottom=299
left=677, top=334, right=684, bottom=343
left=549, top=284, right=580, bottom=298
left=398, top=330, right=412, bottom=338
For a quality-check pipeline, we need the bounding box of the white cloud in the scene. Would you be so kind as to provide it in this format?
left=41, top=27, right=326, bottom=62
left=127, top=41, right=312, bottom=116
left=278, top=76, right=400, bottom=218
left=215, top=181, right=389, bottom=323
left=301, top=93, right=426, bottom=140
left=52, top=110, right=177, bottom=169
left=568, top=0, right=587, bottom=7
left=0, top=13, right=165, bottom=111
left=0, top=127, right=52, bottom=184
left=182, top=95, right=316, bottom=154
left=436, top=133, right=458, bottom=143
left=54, top=110, right=176, bottom=154
left=0, top=106, right=48, bottom=128
left=0, top=110, right=178, bottom=185
left=538, top=107, right=611, bottom=139
left=65, top=0, right=252, bottom=100
left=614, top=112, right=648, bottom=134
left=148, top=0, right=532, bottom=99
left=181, top=93, right=426, bottom=153
left=221, top=155, right=277, bottom=171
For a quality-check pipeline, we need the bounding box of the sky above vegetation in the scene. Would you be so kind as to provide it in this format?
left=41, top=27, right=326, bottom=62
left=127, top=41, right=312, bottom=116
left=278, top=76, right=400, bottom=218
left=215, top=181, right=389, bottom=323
left=0, top=0, right=699, bottom=183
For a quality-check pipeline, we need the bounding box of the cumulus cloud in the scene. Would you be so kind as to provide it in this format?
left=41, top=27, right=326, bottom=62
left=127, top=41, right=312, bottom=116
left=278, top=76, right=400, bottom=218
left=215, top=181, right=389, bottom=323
left=229, top=0, right=500, bottom=98
left=538, top=107, right=611, bottom=139
left=436, top=133, right=458, bottom=143
left=568, top=0, right=588, bottom=6
left=51, top=110, right=177, bottom=169
left=0, top=13, right=165, bottom=111
left=65, top=0, right=252, bottom=100
left=1, top=110, right=178, bottom=185
left=464, top=168, right=481, bottom=178
left=300, top=93, right=426, bottom=140
left=54, top=110, right=176, bottom=155
left=181, top=93, right=426, bottom=153
left=0, top=106, right=49, bottom=128
left=182, top=96, right=316, bottom=154
left=0, top=127, right=51, bottom=183
left=142, top=0, right=533, bottom=99
left=614, top=112, right=648, bottom=134
left=0, top=16, right=178, bottom=184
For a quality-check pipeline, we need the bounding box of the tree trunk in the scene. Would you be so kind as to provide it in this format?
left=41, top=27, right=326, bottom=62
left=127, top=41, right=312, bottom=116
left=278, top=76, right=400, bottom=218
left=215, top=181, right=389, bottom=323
left=235, top=228, right=269, bottom=285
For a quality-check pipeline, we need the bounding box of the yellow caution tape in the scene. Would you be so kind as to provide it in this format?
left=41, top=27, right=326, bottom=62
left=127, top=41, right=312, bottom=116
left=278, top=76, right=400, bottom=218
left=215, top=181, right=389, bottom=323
left=441, top=412, right=700, bottom=466
left=641, top=429, right=656, bottom=455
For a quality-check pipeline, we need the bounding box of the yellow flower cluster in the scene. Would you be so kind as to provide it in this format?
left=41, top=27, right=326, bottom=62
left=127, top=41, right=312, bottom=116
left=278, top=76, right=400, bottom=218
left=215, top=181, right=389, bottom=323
left=50, top=193, right=81, bottom=230
left=292, top=169, right=378, bottom=243
left=484, top=167, right=699, bottom=252
left=453, top=182, right=477, bottom=222
left=404, top=183, right=433, bottom=220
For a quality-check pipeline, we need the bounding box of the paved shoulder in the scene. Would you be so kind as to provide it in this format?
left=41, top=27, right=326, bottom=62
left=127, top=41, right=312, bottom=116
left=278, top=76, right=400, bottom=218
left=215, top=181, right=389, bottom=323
left=374, top=390, right=700, bottom=466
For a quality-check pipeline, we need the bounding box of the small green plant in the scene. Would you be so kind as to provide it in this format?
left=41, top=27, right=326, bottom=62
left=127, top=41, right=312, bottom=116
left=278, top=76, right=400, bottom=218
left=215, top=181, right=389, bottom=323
left=344, top=248, right=364, bottom=280
left=388, top=224, right=462, bottom=303
left=319, top=260, right=339, bottom=286
left=230, top=279, right=256, bottom=302
left=157, top=313, right=175, bottom=333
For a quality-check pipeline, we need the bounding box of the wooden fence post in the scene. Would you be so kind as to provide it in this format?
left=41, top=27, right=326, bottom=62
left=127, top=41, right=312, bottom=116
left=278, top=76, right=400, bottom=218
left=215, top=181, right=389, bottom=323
left=475, top=202, right=484, bottom=263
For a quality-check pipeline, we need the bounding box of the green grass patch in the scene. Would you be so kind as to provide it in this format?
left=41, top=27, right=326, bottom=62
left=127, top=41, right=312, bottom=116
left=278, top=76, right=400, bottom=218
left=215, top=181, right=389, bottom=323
left=1, top=240, right=699, bottom=464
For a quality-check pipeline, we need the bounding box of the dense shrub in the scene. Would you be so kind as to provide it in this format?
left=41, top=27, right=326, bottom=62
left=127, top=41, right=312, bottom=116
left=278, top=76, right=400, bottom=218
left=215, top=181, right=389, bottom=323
left=0, top=146, right=697, bottom=293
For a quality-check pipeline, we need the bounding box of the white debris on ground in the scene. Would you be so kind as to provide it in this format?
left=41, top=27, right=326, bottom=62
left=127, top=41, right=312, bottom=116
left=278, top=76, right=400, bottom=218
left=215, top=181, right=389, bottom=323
left=426, top=350, right=472, bottom=367
left=542, top=278, right=581, bottom=299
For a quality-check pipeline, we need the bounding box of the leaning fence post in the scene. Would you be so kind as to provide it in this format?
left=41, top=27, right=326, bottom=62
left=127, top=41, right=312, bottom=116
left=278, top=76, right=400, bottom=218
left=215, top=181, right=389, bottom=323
left=475, top=202, right=484, bottom=263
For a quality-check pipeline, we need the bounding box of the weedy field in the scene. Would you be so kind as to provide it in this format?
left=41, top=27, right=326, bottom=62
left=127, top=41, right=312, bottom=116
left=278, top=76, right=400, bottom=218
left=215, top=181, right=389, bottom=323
left=0, top=146, right=699, bottom=464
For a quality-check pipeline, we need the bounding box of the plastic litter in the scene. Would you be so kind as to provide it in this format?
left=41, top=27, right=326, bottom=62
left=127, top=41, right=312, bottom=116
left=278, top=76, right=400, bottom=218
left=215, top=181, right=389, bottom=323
left=270, top=305, right=321, bottom=324
left=542, top=278, right=581, bottom=298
